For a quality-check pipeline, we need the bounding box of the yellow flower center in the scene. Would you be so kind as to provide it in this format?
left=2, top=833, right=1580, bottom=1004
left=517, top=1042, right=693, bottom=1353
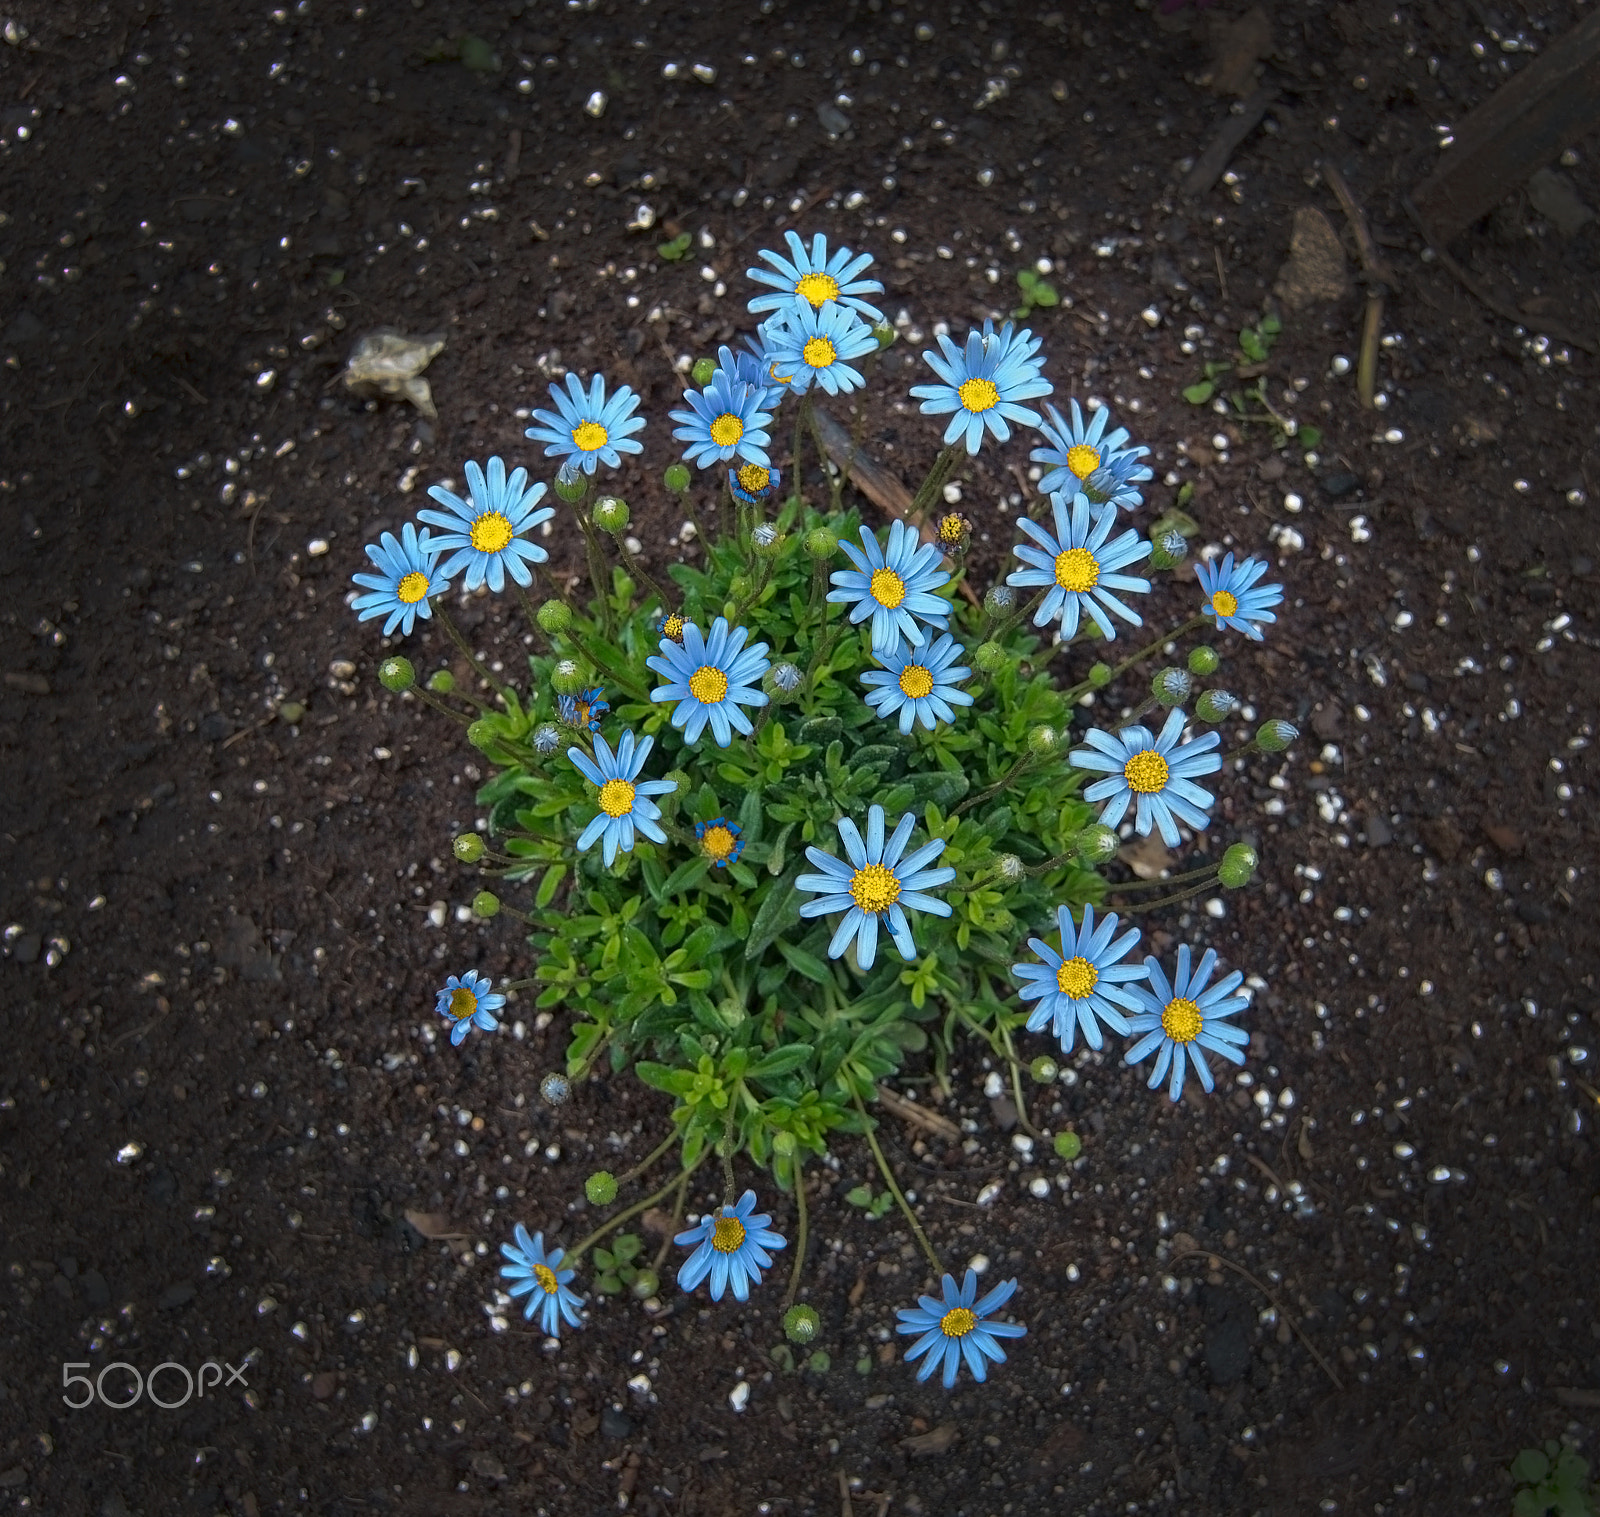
left=802, top=335, right=837, bottom=369
left=958, top=377, right=999, bottom=413
left=448, top=987, right=477, bottom=1021
left=688, top=665, right=729, bottom=704
left=397, top=571, right=430, bottom=605
left=1054, top=547, right=1100, bottom=594
left=898, top=664, right=935, bottom=700
left=709, top=412, right=744, bottom=447
left=711, top=1215, right=747, bottom=1253
left=937, top=513, right=966, bottom=544
left=737, top=463, right=771, bottom=494
left=768, top=361, right=792, bottom=386
left=1123, top=749, right=1170, bottom=794
left=1210, top=589, right=1239, bottom=618
left=533, top=1262, right=559, bottom=1295
left=849, top=863, right=901, bottom=914
left=1161, top=996, right=1203, bottom=1044
left=940, top=1306, right=977, bottom=1338
left=701, top=825, right=737, bottom=863
left=869, top=567, right=906, bottom=608
left=794, top=271, right=840, bottom=307
left=571, top=419, right=609, bottom=452
left=1067, top=443, right=1101, bottom=479
left=469, top=511, right=514, bottom=554
left=598, top=778, right=635, bottom=818
left=662, top=613, right=686, bottom=643
left=1056, top=956, right=1099, bottom=999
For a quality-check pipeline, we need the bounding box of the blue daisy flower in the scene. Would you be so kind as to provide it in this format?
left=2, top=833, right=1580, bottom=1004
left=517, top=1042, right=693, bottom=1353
left=1006, top=491, right=1152, bottom=640
left=675, top=1190, right=787, bottom=1302
left=895, top=1269, right=1026, bottom=1389
left=729, top=460, right=781, bottom=507
left=746, top=230, right=885, bottom=321
left=744, top=324, right=796, bottom=400
left=717, top=342, right=784, bottom=411
left=434, top=968, right=505, bottom=1047
left=669, top=367, right=774, bottom=470
left=568, top=730, right=676, bottom=867
left=525, top=372, right=646, bottom=477
left=351, top=522, right=449, bottom=637
left=763, top=299, right=878, bottom=396
left=909, top=322, right=1053, bottom=455
left=860, top=633, right=973, bottom=735
left=646, top=616, right=771, bottom=747
left=556, top=685, right=609, bottom=733
left=828, top=519, right=952, bottom=655
left=1195, top=552, right=1284, bottom=641
left=1123, top=944, right=1251, bottom=1102
left=1079, top=451, right=1150, bottom=514
left=499, top=1224, right=584, bottom=1336
left=1012, top=903, right=1148, bottom=1055
left=695, top=817, right=745, bottom=868
left=1031, top=400, right=1153, bottom=502
left=1069, top=709, right=1222, bottom=848
left=416, top=456, right=554, bottom=593
left=796, top=804, right=955, bottom=970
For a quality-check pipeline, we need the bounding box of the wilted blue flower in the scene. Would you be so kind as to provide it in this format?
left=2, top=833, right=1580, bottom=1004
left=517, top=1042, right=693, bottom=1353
left=1031, top=399, right=1152, bottom=501
left=747, top=230, right=885, bottom=321
left=1123, top=944, right=1250, bottom=1101
left=646, top=616, right=771, bottom=747
left=499, top=1225, right=584, bottom=1336
left=417, top=457, right=554, bottom=592
left=729, top=460, right=781, bottom=506
left=435, top=968, right=505, bottom=1047
left=669, top=367, right=774, bottom=470
left=1069, top=709, right=1222, bottom=848
left=860, top=633, right=973, bottom=735
left=525, top=372, right=645, bottom=476
left=568, top=730, right=676, bottom=867
left=351, top=522, right=449, bottom=637
left=1007, top=491, right=1151, bottom=640
left=909, top=322, right=1053, bottom=454
left=763, top=299, right=878, bottom=395
left=895, top=1269, right=1026, bottom=1388
left=675, top=1190, right=787, bottom=1302
left=556, top=686, right=609, bottom=733
left=1012, top=903, right=1147, bottom=1055
left=828, top=519, right=952, bottom=655
left=1195, top=552, right=1284, bottom=641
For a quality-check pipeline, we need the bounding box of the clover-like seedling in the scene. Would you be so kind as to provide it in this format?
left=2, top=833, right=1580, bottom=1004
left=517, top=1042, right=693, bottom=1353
left=657, top=231, right=692, bottom=262
left=1510, top=1441, right=1597, bottom=1517
left=1014, top=267, right=1060, bottom=319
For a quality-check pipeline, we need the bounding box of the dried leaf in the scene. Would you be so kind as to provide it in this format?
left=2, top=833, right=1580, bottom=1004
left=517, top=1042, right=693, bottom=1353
left=901, top=1422, right=961, bottom=1456
left=1207, top=7, right=1273, bottom=97
left=1117, top=833, right=1174, bottom=882
left=1273, top=208, right=1350, bottom=310
left=343, top=327, right=446, bottom=418
left=404, top=1208, right=467, bottom=1239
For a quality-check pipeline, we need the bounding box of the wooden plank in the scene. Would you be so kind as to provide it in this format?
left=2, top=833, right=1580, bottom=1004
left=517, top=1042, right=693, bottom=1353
left=1410, top=7, right=1600, bottom=242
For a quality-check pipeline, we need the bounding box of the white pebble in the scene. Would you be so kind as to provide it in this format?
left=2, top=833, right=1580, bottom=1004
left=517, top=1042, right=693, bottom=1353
left=1330, top=355, right=1352, bottom=375
left=1011, top=1133, right=1034, bottom=1154
left=728, top=1380, right=751, bottom=1413
left=983, top=1071, right=1004, bottom=1098
left=967, top=1253, right=990, bottom=1275
left=307, top=538, right=330, bottom=557
left=976, top=1181, right=1003, bottom=1206
left=1028, top=1176, right=1051, bottom=1198
left=942, top=481, right=962, bottom=504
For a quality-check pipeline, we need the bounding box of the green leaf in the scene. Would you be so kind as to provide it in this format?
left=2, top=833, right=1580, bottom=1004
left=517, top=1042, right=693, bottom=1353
left=1238, top=328, right=1267, bottom=362
left=1511, top=1451, right=1551, bottom=1486
left=1182, top=381, right=1215, bottom=405
left=845, top=1185, right=873, bottom=1207
left=1260, top=313, right=1282, bottom=335
left=745, top=870, right=804, bottom=962
left=534, top=863, right=568, bottom=910
left=748, top=1043, right=815, bottom=1081
left=636, top=1061, right=691, bottom=1095
left=1298, top=424, right=1322, bottom=451
left=778, top=940, right=834, bottom=985
left=1031, top=282, right=1059, bottom=308
left=657, top=231, right=692, bottom=261
left=1512, top=1494, right=1540, bottom=1517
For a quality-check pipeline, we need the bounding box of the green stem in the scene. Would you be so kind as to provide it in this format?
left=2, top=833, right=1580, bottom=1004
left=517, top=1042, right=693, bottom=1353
left=430, top=599, right=511, bottom=702
left=1060, top=614, right=1208, bottom=703
left=616, top=1129, right=683, bottom=1190
left=566, top=1158, right=704, bottom=1268
left=568, top=498, right=615, bottom=637
left=1119, top=879, right=1220, bottom=916
left=410, top=686, right=474, bottom=727
left=997, top=1021, right=1040, bottom=1139
left=909, top=444, right=961, bottom=520
left=790, top=393, right=809, bottom=508
left=569, top=630, right=652, bottom=705
left=800, top=613, right=846, bottom=712
left=610, top=531, right=675, bottom=616
left=852, top=1086, right=942, bottom=1276
left=651, top=1166, right=690, bottom=1274
left=783, top=1155, right=809, bottom=1308
left=1106, top=862, right=1221, bottom=893
left=953, top=751, right=1038, bottom=818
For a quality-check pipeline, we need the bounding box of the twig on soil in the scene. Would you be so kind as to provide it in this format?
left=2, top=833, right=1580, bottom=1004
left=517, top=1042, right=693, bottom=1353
left=1181, top=84, right=1280, bottom=200
left=1323, top=164, right=1393, bottom=410
left=873, top=1083, right=961, bottom=1141
left=1242, top=1151, right=1289, bottom=1196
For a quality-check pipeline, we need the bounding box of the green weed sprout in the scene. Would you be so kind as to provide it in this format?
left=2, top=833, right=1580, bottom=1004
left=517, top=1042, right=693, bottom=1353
left=1511, top=1442, right=1597, bottom=1517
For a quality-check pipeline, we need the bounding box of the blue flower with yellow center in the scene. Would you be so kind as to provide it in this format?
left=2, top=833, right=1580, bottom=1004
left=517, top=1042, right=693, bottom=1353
left=763, top=298, right=879, bottom=396
left=747, top=230, right=885, bottom=322
left=895, top=1269, right=1026, bottom=1388
left=568, top=730, right=676, bottom=867
left=417, top=456, right=554, bottom=593
left=669, top=368, right=774, bottom=470
left=860, top=633, right=973, bottom=735
left=910, top=321, right=1053, bottom=454
left=556, top=685, right=609, bottom=733
left=1195, top=552, right=1284, bottom=641
left=675, top=1190, right=787, bottom=1302
left=646, top=616, right=771, bottom=747
left=1006, top=491, right=1152, bottom=640
left=695, top=817, right=745, bottom=868
left=1031, top=399, right=1152, bottom=503
left=351, top=522, right=449, bottom=637
left=1123, top=944, right=1251, bottom=1102
left=828, top=519, right=952, bottom=656
left=796, top=804, right=955, bottom=970
left=1069, top=710, right=1222, bottom=847
left=499, top=1224, right=584, bottom=1336
left=525, top=372, right=645, bottom=476
left=434, top=968, right=505, bottom=1047
left=1012, top=903, right=1148, bottom=1055
left=729, top=460, right=781, bottom=506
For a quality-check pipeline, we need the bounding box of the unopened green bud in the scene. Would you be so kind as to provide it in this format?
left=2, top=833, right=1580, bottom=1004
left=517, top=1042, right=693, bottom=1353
left=584, top=1171, right=618, bottom=1205
left=1053, top=1130, right=1083, bottom=1161
left=983, top=584, right=1016, bottom=617
left=773, top=1130, right=798, bottom=1157
left=663, top=462, right=692, bottom=494
left=973, top=642, right=1008, bottom=674
left=472, top=890, right=500, bottom=919
left=728, top=574, right=753, bottom=603
left=537, top=600, right=573, bottom=634
left=994, top=853, right=1024, bottom=883
left=1256, top=719, right=1298, bottom=753
left=1148, top=529, right=1188, bottom=570
left=551, top=658, right=586, bottom=695
left=428, top=669, right=456, bottom=693
left=592, top=495, right=630, bottom=533
left=1027, top=724, right=1058, bottom=755
left=1088, top=662, right=1113, bottom=688
left=1218, top=842, right=1259, bottom=889
left=804, top=527, right=837, bottom=560
left=1075, top=824, right=1120, bottom=865
left=1187, top=645, right=1220, bottom=677
left=1151, top=668, right=1192, bottom=707
left=276, top=700, right=306, bottom=725
left=540, top=1072, right=571, bottom=1105
left=783, top=1304, right=821, bottom=1343
left=553, top=468, right=589, bottom=503
left=378, top=656, right=415, bottom=692
left=873, top=320, right=897, bottom=350
left=751, top=523, right=781, bottom=555
left=453, top=832, right=486, bottom=863
left=1195, top=689, right=1238, bottom=723
left=765, top=662, right=803, bottom=698
left=467, top=718, right=498, bottom=753
left=630, top=1268, right=660, bottom=1300
left=1030, top=1055, right=1059, bottom=1084
left=691, top=356, right=716, bottom=387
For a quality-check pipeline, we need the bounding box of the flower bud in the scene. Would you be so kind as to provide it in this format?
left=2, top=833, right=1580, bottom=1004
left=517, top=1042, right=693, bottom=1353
left=537, top=600, right=573, bottom=634
left=765, top=662, right=803, bottom=698
left=1088, top=662, right=1112, bottom=688
left=1075, top=824, right=1120, bottom=865
left=453, top=832, right=486, bottom=863
left=471, top=890, right=500, bottom=919
left=427, top=668, right=456, bottom=693
left=378, top=656, right=415, bottom=692
left=1151, top=668, right=1192, bottom=707
left=772, top=1131, right=798, bottom=1157
left=751, top=522, right=781, bottom=555
left=551, top=658, right=587, bottom=695
left=1255, top=719, right=1298, bottom=753
left=1147, top=529, right=1188, bottom=569
left=728, top=574, right=753, bottom=602
left=935, top=511, right=972, bottom=553
left=663, top=461, right=692, bottom=494
left=584, top=1171, right=618, bottom=1206
left=872, top=320, right=897, bottom=350
left=803, top=527, right=837, bottom=560
left=783, top=1304, right=821, bottom=1343
left=539, top=1072, right=571, bottom=1106
left=1053, top=1130, right=1083, bottom=1161
left=994, top=853, right=1024, bottom=882
left=592, top=495, right=630, bottom=533
left=1186, top=645, right=1220, bottom=677
left=1027, top=724, right=1058, bottom=755
left=532, top=723, right=562, bottom=755
left=1030, top=1055, right=1059, bottom=1084
left=983, top=584, right=1016, bottom=617
left=1218, top=842, right=1259, bottom=889
left=973, top=641, right=1008, bottom=674
left=691, top=356, right=716, bottom=387
left=1195, top=689, right=1238, bottom=724
left=553, top=467, right=589, bottom=503
left=467, top=718, right=499, bottom=753
left=630, top=1268, right=660, bottom=1300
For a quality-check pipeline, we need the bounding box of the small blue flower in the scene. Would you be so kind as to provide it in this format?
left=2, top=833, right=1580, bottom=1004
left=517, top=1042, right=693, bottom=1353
left=675, top=1190, right=787, bottom=1302
left=556, top=686, right=609, bottom=733
left=1012, top=904, right=1148, bottom=1055
left=1069, top=709, right=1222, bottom=848
left=499, top=1224, right=584, bottom=1336
left=525, top=372, right=646, bottom=477
left=747, top=230, right=885, bottom=322
left=1031, top=399, right=1152, bottom=502
left=670, top=367, right=774, bottom=470
left=763, top=299, right=878, bottom=396
left=568, top=730, right=676, bottom=867
left=416, top=456, right=554, bottom=593
left=895, top=1269, right=1026, bottom=1389
left=1123, top=944, right=1251, bottom=1102
left=435, top=968, right=506, bottom=1047
left=351, top=522, right=449, bottom=637
left=1080, top=451, right=1150, bottom=514
left=1007, top=491, right=1152, bottom=640
left=828, top=519, right=952, bottom=655
left=860, top=633, right=973, bottom=735
left=1195, top=552, right=1284, bottom=641
left=695, top=817, right=744, bottom=868
left=717, top=342, right=784, bottom=411
left=646, top=616, right=771, bottom=747
left=909, top=322, right=1053, bottom=455
left=797, top=805, right=955, bottom=970
left=729, top=460, right=781, bottom=506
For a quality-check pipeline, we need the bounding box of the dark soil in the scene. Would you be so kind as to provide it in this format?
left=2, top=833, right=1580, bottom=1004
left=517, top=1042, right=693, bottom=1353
left=2, top=2, right=1597, bottom=1515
